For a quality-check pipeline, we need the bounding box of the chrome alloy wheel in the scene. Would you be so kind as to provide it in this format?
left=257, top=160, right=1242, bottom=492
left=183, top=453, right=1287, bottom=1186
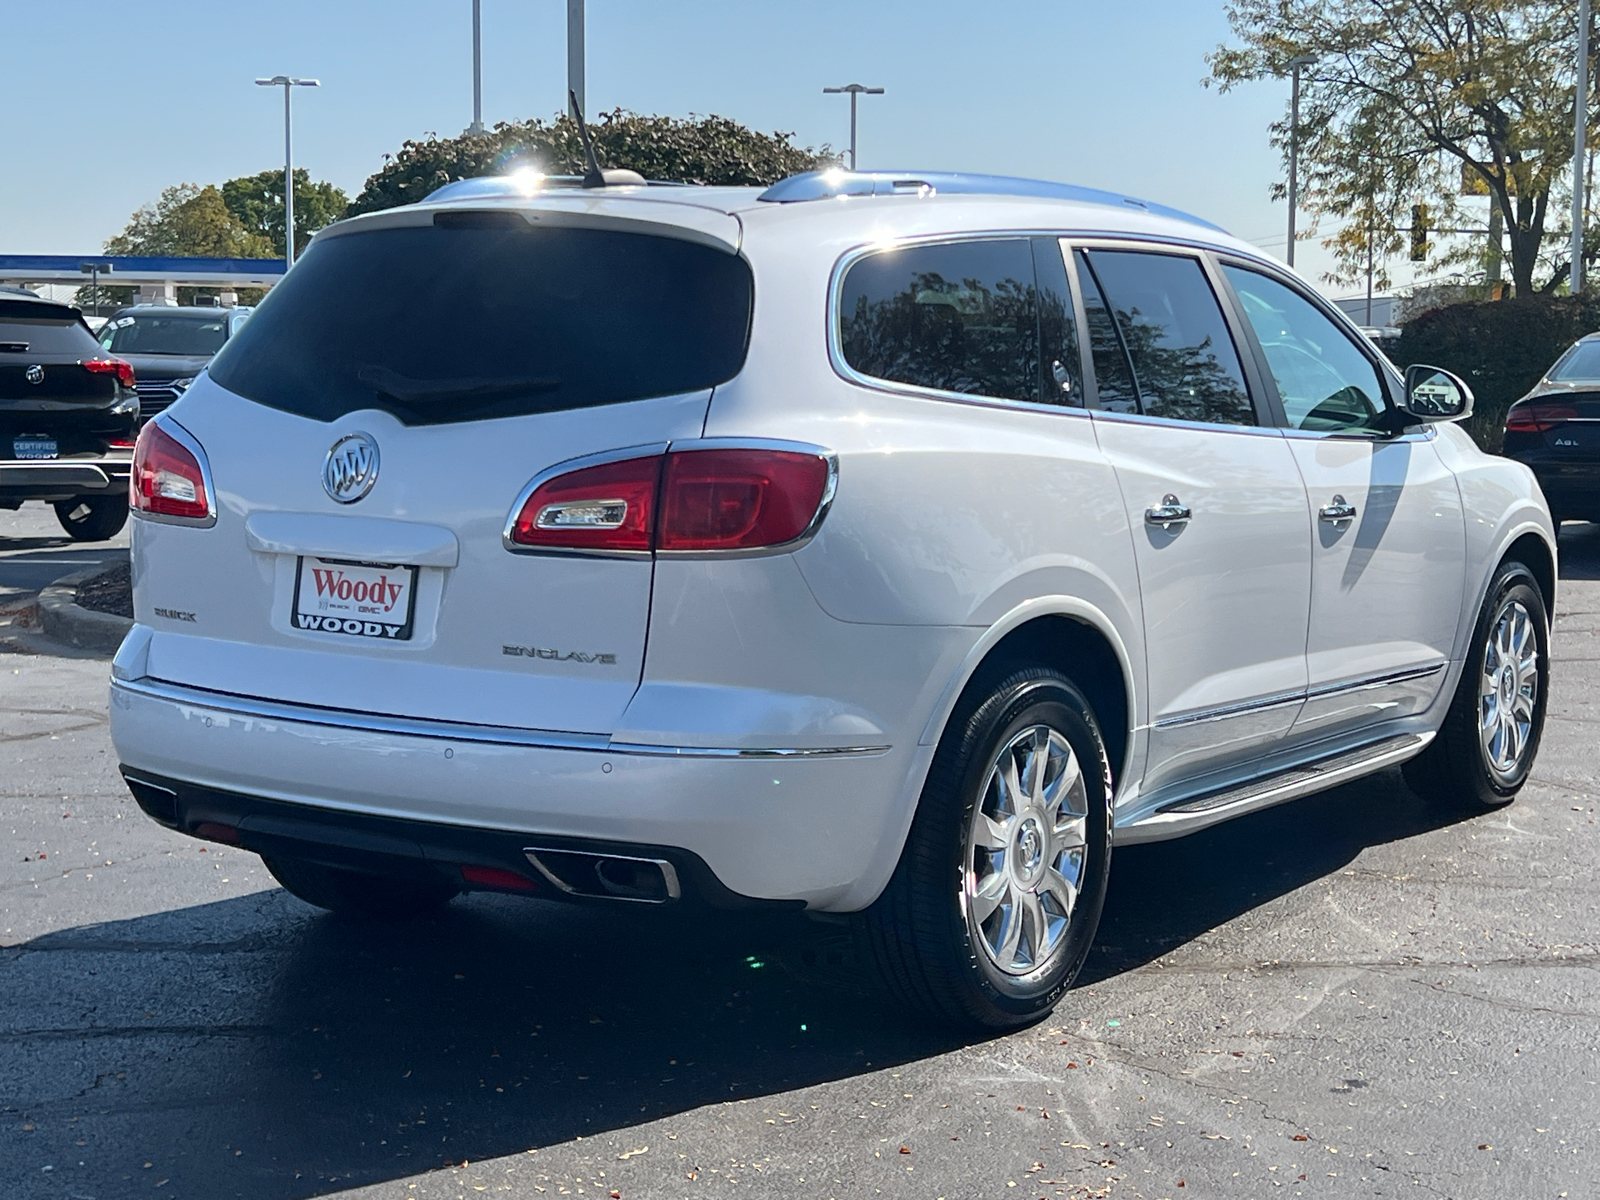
left=964, top=724, right=1090, bottom=976
left=1479, top=597, right=1540, bottom=779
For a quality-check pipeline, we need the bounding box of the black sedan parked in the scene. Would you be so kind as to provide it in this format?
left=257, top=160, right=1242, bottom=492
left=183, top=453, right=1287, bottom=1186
left=96, top=304, right=251, bottom=422
left=1503, top=332, right=1600, bottom=525
left=0, top=289, right=138, bottom=541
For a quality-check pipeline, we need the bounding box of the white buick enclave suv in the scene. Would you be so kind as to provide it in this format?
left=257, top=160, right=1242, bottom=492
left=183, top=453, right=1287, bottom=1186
left=110, top=168, right=1555, bottom=1029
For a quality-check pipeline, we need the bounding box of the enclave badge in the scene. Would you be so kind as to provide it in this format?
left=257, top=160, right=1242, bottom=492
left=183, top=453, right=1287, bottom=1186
left=323, top=432, right=380, bottom=504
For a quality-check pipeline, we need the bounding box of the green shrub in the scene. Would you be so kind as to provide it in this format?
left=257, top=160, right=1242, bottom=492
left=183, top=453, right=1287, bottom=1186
left=1396, top=296, right=1600, bottom=450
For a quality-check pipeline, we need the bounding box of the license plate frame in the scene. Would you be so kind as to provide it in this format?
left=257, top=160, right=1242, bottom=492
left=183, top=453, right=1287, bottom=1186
left=291, top=556, right=418, bottom=642
left=13, top=437, right=57, bottom=460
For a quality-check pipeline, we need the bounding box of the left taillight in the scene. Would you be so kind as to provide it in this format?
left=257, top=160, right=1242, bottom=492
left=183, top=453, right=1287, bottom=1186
left=130, top=420, right=214, bottom=524
left=505, top=443, right=835, bottom=556
left=83, top=357, right=136, bottom=388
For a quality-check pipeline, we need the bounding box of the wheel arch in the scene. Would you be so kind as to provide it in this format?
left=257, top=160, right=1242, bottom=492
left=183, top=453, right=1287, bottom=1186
left=1501, top=528, right=1556, bottom=617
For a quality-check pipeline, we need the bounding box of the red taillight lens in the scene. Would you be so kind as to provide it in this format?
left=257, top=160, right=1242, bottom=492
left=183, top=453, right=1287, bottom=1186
left=659, top=448, right=832, bottom=551
left=83, top=357, right=136, bottom=387
left=508, top=454, right=662, bottom=553
left=508, top=446, right=834, bottom=555
left=130, top=421, right=211, bottom=520
left=1505, top=402, right=1578, bottom=433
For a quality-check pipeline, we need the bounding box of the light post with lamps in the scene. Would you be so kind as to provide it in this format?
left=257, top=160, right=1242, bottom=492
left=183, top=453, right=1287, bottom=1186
left=468, top=0, right=485, bottom=134
left=823, top=83, right=885, bottom=171
left=1285, top=54, right=1316, bottom=268
left=254, top=76, right=320, bottom=268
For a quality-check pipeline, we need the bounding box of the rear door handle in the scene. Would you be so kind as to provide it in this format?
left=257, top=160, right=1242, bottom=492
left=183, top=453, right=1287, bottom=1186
left=1144, top=494, right=1192, bottom=529
left=1319, top=495, right=1357, bottom=523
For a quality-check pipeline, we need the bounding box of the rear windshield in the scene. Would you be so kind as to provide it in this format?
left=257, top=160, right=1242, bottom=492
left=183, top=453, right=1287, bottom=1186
left=0, top=306, right=101, bottom=357
left=208, top=219, right=755, bottom=425
left=1550, top=339, right=1600, bottom=381
left=99, top=313, right=228, bottom=356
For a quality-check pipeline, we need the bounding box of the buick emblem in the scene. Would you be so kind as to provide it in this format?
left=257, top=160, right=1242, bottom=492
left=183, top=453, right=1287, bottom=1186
left=25, top=364, right=43, bottom=385
left=322, top=432, right=380, bottom=504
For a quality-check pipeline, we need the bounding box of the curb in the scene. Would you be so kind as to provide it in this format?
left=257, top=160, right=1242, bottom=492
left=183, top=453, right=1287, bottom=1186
left=38, top=555, right=133, bottom=655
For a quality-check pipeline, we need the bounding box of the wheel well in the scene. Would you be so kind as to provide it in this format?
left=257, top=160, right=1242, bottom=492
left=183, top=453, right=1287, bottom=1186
left=1504, top=532, right=1556, bottom=615
left=959, top=615, right=1132, bottom=787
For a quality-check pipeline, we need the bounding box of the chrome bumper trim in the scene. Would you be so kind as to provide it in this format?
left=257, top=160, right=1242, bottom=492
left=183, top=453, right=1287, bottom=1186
left=112, top=676, right=891, bottom=760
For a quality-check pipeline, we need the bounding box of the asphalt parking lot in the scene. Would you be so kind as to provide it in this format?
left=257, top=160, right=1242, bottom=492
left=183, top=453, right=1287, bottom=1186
left=2, top=505, right=1598, bottom=1200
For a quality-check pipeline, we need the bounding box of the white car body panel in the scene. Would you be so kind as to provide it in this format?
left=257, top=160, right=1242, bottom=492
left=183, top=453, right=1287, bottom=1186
left=109, top=176, right=1558, bottom=911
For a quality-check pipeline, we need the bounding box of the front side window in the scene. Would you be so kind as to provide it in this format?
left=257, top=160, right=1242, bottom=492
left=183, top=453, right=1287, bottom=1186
left=839, top=238, right=1039, bottom=403
left=1078, top=249, right=1255, bottom=426
left=1222, top=265, right=1388, bottom=434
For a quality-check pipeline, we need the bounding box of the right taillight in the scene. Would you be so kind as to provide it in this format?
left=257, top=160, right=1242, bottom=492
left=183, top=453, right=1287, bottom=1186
left=505, top=443, right=834, bottom=556
left=1506, top=401, right=1578, bottom=433
left=130, top=420, right=212, bottom=522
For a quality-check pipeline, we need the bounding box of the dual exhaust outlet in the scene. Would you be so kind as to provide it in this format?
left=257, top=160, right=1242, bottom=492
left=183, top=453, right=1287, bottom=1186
left=523, top=846, right=681, bottom=904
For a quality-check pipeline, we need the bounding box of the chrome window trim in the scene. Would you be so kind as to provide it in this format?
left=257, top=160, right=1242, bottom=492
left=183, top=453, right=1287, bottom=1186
left=112, top=676, right=891, bottom=759
left=1151, top=662, right=1446, bottom=729
left=129, top=414, right=218, bottom=529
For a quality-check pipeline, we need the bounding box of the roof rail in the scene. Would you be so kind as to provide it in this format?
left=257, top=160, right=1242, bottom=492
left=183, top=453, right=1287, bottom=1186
left=756, top=170, right=1222, bottom=231
left=423, top=172, right=685, bottom=204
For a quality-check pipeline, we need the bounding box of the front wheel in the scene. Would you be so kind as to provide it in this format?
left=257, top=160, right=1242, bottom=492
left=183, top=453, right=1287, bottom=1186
left=859, top=667, right=1113, bottom=1030
left=1404, top=561, right=1550, bottom=809
left=54, top=494, right=129, bottom=542
left=264, top=855, right=460, bottom=921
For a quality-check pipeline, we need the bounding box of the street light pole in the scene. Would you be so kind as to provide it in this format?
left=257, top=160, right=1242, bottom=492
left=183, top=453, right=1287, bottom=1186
left=468, top=0, right=485, bottom=134
left=255, top=76, right=320, bottom=268
left=1286, top=54, right=1315, bottom=269
left=1576, top=0, right=1591, bottom=293
left=568, top=0, right=584, bottom=119
left=823, top=83, right=885, bottom=171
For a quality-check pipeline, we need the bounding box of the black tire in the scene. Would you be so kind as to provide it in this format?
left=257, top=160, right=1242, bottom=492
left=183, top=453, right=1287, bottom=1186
left=53, top=494, right=129, bottom=542
left=1403, top=561, right=1550, bottom=810
left=263, top=855, right=460, bottom=921
left=859, top=667, right=1113, bottom=1030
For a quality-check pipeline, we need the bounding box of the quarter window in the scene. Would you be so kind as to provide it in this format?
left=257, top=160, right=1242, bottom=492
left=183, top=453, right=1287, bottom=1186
left=839, top=238, right=1040, bottom=404
left=1221, top=265, right=1389, bottom=434
left=1078, top=249, right=1255, bottom=426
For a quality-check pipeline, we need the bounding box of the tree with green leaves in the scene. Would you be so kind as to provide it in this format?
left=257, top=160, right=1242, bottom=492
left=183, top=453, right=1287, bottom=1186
left=1209, top=0, right=1592, bottom=297
left=106, top=183, right=272, bottom=259
left=221, top=169, right=349, bottom=259
left=350, top=110, right=834, bottom=215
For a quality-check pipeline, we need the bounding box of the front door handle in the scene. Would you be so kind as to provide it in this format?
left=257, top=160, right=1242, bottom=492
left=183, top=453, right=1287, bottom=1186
left=1319, top=495, right=1357, bottom=523
left=1144, top=494, right=1192, bottom=529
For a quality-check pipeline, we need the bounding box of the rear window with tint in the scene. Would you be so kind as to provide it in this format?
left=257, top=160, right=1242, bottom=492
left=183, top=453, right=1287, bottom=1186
left=0, top=302, right=101, bottom=357
left=1550, top=340, right=1600, bottom=381
left=207, top=220, right=754, bottom=426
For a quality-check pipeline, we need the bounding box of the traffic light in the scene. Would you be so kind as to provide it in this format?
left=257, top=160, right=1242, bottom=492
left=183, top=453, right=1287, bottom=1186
left=1411, top=203, right=1431, bottom=262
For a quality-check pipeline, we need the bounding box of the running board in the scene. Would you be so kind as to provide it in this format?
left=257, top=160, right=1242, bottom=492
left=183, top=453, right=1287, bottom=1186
left=1115, top=732, right=1432, bottom=845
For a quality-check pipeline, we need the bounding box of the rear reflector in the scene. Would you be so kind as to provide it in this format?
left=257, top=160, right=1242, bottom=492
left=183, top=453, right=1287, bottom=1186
left=83, top=356, right=136, bottom=387
left=131, top=421, right=212, bottom=521
left=460, top=864, right=539, bottom=892
left=1506, top=402, right=1579, bottom=433
left=192, top=821, right=241, bottom=845
left=507, top=445, right=833, bottom=555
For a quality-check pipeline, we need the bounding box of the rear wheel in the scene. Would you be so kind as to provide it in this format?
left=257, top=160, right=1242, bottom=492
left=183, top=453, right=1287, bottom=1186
left=264, top=855, right=460, bottom=921
left=54, top=494, right=128, bottom=542
left=859, top=667, right=1112, bottom=1030
left=1404, top=561, right=1550, bottom=810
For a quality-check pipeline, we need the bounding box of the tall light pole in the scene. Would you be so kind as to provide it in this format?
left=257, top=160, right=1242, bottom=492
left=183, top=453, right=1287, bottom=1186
left=1576, top=0, right=1592, bottom=293
left=823, top=83, right=885, bottom=171
left=468, top=0, right=485, bottom=134
left=1286, top=54, right=1315, bottom=268
left=568, top=0, right=584, bottom=118
left=255, top=76, right=320, bottom=268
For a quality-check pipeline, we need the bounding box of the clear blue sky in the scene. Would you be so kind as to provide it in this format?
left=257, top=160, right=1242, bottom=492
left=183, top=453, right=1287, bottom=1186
left=3, top=0, right=1388, bottom=299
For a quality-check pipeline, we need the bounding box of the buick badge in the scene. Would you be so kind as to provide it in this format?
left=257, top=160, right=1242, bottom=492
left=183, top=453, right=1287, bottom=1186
left=322, top=432, right=380, bottom=504
left=25, top=364, right=43, bottom=385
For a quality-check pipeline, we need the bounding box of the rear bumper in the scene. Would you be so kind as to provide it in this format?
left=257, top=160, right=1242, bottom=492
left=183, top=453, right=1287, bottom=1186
left=109, top=674, right=908, bottom=910
left=0, top=452, right=132, bottom=501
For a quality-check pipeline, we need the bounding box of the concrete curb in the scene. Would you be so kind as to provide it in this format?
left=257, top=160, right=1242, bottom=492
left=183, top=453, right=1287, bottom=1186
left=38, top=554, right=133, bottom=655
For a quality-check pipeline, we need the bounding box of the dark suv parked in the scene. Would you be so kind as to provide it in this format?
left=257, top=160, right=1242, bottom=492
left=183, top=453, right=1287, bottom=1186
left=96, top=305, right=252, bottom=423
left=0, top=289, right=138, bottom=540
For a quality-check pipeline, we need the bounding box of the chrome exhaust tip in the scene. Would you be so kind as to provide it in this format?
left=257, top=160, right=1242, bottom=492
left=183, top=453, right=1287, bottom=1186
left=523, top=846, right=682, bottom=903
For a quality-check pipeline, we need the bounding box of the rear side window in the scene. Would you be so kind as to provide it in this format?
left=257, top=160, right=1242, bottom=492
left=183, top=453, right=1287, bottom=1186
left=1077, top=249, right=1254, bottom=427
left=208, top=221, right=754, bottom=426
left=839, top=237, right=1039, bottom=403
left=100, top=315, right=228, bottom=356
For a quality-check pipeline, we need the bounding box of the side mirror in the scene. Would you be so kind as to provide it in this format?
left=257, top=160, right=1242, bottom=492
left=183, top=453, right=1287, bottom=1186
left=1400, top=364, right=1473, bottom=423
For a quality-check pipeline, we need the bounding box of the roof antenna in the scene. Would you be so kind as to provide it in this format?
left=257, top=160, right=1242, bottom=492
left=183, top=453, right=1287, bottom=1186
left=569, top=90, right=607, bottom=189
